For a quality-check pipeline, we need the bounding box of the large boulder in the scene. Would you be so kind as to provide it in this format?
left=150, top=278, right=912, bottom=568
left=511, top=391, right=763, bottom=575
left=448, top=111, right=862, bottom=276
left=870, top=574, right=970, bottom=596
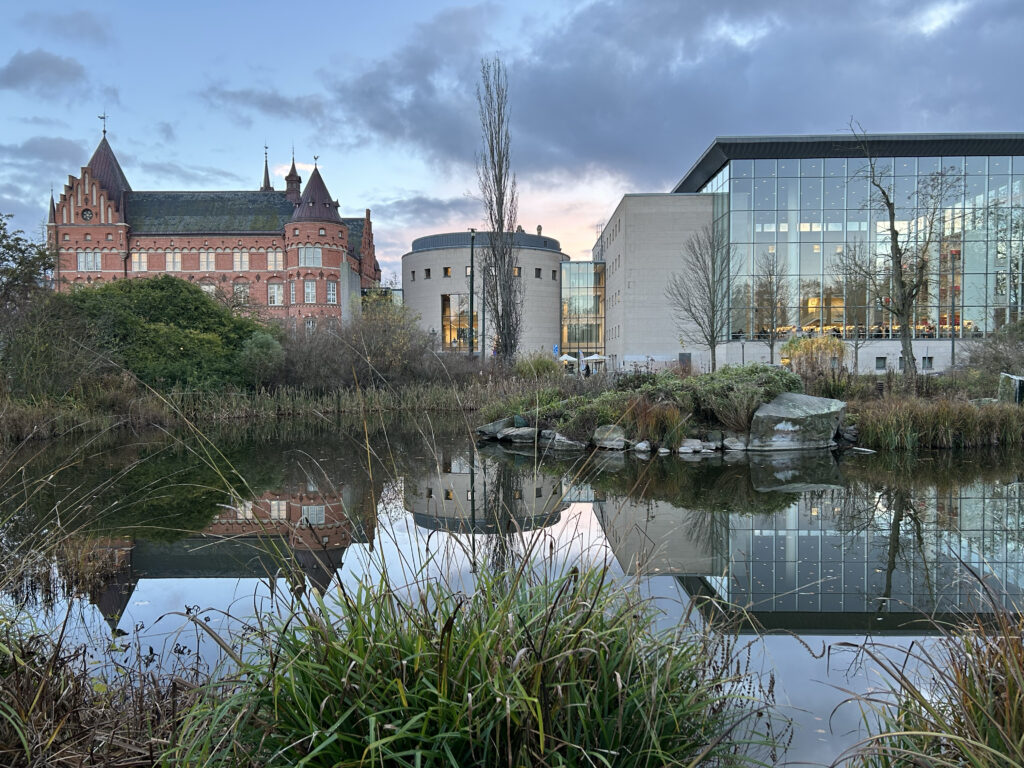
left=476, top=417, right=512, bottom=439
left=497, top=426, right=538, bottom=443
left=748, top=393, right=845, bottom=451
left=539, top=430, right=587, bottom=451
left=592, top=424, right=626, bottom=450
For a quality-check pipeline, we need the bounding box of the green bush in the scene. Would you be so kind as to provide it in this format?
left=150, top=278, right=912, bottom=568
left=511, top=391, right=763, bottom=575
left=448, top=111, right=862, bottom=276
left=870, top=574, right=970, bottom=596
left=683, top=364, right=803, bottom=430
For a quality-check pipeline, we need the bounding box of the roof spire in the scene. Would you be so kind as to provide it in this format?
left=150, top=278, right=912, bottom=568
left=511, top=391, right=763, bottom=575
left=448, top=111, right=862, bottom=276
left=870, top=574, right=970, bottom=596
left=260, top=144, right=273, bottom=191
left=48, top=187, right=56, bottom=225
left=98, top=111, right=108, bottom=137
left=285, top=149, right=302, bottom=205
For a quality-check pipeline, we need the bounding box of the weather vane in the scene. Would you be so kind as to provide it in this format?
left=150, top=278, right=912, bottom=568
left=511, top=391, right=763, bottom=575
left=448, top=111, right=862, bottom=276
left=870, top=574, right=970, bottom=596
left=98, top=111, right=108, bottom=137
left=313, top=154, right=319, bottom=167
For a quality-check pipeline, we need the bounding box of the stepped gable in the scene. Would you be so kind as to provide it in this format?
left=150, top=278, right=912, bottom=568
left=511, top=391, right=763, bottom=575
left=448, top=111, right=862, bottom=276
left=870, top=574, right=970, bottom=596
left=291, top=166, right=342, bottom=223
left=86, top=136, right=132, bottom=204
left=123, top=190, right=296, bottom=233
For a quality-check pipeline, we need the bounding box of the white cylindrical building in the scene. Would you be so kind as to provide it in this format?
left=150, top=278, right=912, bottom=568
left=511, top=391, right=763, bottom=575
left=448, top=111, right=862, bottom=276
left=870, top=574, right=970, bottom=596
left=402, top=230, right=567, bottom=358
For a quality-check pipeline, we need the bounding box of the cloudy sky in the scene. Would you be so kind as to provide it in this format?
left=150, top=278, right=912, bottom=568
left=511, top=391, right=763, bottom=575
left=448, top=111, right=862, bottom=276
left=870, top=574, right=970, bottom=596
left=2, top=0, right=1022, bottom=279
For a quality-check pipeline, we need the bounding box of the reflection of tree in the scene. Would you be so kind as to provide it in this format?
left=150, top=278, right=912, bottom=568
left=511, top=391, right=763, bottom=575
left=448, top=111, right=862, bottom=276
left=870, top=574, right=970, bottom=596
left=481, top=459, right=523, bottom=573
left=752, top=248, right=790, bottom=364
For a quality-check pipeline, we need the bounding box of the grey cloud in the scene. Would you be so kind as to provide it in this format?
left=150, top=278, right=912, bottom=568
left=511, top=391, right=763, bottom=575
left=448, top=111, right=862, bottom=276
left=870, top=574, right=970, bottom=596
left=0, top=49, right=87, bottom=97
left=138, top=161, right=245, bottom=186
left=200, top=85, right=329, bottom=130
left=0, top=136, right=87, bottom=172
left=157, top=122, right=176, bottom=143
left=20, top=115, right=70, bottom=129
left=326, top=0, right=1024, bottom=192
left=324, top=5, right=493, bottom=164
left=372, top=194, right=478, bottom=227
left=19, top=11, right=111, bottom=44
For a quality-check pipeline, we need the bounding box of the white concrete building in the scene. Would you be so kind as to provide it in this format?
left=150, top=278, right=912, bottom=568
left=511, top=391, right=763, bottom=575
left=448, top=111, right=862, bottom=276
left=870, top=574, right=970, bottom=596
left=402, top=231, right=567, bottom=358
left=597, top=193, right=714, bottom=371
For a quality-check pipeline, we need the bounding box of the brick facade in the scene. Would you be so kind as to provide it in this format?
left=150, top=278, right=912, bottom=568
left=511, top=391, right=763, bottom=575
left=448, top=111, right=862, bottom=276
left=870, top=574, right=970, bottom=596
left=47, top=136, right=381, bottom=326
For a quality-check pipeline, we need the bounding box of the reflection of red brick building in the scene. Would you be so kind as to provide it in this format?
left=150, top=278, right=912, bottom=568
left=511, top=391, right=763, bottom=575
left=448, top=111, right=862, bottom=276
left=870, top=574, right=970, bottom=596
left=47, top=133, right=380, bottom=327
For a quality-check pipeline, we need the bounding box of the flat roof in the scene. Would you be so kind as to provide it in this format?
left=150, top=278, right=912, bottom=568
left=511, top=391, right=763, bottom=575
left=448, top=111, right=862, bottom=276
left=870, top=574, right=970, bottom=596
left=673, top=133, right=1024, bottom=193
left=410, top=230, right=563, bottom=254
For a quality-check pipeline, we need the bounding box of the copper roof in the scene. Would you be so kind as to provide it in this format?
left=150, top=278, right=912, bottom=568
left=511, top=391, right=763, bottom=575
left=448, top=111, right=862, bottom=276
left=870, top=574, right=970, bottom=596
left=291, top=166, right=342, bottom=223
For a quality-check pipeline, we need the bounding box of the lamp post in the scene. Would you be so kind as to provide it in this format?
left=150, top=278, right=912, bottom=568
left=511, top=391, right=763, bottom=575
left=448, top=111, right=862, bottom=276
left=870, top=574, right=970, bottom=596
left=950, top=248, right=959, bottom=368
left=468, top=228, right=476, bottom=358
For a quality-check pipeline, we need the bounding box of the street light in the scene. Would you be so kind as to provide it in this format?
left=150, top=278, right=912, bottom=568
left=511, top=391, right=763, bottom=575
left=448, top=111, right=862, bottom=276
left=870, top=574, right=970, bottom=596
left=468, top=228, right=476, bottom=358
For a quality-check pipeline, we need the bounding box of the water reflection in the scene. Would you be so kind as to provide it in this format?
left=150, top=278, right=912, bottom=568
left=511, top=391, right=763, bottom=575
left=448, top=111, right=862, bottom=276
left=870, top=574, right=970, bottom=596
left=7, top=429, right=1024, bottom=639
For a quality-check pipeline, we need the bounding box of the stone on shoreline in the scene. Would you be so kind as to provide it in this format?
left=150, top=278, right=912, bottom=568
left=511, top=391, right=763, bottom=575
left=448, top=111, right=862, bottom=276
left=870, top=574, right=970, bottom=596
left=748, top=393, right=845, bottom=452
left=593, top=424, right=626, bottom=450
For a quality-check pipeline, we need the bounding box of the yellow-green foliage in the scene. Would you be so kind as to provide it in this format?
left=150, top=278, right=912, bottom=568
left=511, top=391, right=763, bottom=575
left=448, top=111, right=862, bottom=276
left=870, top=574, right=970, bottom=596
left=513, top=351, right=561, bottom=379
left=782, top=335, right=846, bottom=385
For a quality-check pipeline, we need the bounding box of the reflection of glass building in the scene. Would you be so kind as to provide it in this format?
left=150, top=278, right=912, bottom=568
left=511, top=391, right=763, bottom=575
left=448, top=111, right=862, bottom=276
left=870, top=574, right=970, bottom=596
left=560, top=261, right=605, bottom=361
left=672, top=135, right=1024, bottom=372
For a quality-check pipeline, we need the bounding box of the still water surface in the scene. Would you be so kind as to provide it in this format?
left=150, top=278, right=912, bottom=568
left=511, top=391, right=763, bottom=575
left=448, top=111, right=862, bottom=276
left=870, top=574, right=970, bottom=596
left=5, top=418, right=1024, bottom=765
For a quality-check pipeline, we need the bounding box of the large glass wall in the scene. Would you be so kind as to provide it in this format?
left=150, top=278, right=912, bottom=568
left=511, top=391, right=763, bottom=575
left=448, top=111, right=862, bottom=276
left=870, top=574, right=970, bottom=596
left=440, top=293, right=476, bottom=352
left=560, top=262, right=605, bottom=359
left=702, top=154, right=1024, bottom=340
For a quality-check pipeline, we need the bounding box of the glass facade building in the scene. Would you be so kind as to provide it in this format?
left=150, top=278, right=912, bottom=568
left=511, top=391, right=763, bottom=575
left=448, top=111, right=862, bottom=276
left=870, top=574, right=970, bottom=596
left=560, top=261, right=605, bottom=360
left=675, top=135, right=1024, bottom=343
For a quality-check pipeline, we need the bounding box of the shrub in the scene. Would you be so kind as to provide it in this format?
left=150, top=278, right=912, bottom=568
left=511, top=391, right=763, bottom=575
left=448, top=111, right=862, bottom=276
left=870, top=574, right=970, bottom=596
left=781, top=335, right=846, bottom=389
left=513, top=352, right=561, bottom=379
left=683, top=364, right=802, bottom=430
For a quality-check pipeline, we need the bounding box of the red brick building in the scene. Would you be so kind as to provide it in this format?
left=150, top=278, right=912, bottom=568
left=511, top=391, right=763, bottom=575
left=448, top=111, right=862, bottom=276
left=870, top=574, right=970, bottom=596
left=47, top=133, right=380, bottom=328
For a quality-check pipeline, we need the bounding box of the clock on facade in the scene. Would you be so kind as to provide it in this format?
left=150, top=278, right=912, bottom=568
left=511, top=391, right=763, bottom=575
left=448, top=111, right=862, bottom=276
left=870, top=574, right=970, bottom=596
left=81, top=208, right=94, bottom=221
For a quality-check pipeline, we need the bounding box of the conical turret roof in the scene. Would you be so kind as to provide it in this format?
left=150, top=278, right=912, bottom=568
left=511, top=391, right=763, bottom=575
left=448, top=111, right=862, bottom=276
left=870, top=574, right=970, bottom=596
left=291, top=166, right=341, bottom=223
left=86, top=136, right=131, bottom=204
left=48, top=192, right=56, bottom=224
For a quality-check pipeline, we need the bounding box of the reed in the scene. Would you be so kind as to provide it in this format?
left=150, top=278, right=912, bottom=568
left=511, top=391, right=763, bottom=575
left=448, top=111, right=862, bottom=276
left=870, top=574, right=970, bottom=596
left=169, top=563, right=782, bottom=768
left=850, top=398, right=1024, bottom=451
left=837, top=574, right=1024, bottom=767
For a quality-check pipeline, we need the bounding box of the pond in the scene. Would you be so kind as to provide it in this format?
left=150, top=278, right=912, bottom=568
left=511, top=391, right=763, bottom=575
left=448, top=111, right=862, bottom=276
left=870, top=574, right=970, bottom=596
left=4, top=416, right=1024, bottom=766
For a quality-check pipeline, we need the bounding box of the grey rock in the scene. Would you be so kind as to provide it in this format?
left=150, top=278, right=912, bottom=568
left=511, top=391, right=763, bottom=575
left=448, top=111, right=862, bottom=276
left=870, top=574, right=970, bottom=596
left=678, top=445, right=694, bottom=454
left=543, top=432, right=586, bottom=451
left=476, top=417, right=512, bottom=438
left=701, top=441, right=719, bottom=452
left=593, top=424, right=626, bottom=450
left=749, top=450, right=844, bottom=492
left=632, top=440, right=651, bottom=452
left=657, top=447, right=671, bottom=455
left=748, top=393, right=846, bottom=452
left=497, top=426, right=538, bottom=443
left=681, top=438, right=704, bottom=453
left=723, top=437, right=747, bottom=451
left=513, top=414, right=529, bottom=428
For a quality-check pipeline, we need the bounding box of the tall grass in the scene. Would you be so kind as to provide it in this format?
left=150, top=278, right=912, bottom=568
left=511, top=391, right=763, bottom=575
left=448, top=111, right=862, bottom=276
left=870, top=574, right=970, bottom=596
left=850, top=398, right=1024, bottom=451
left=169, top=563, right=782, bottom=768
left=837, top=574, right=1024, bottom=767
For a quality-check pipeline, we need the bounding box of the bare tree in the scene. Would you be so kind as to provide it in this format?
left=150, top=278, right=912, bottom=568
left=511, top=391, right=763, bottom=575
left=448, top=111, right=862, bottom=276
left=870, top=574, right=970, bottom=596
left=476, top=57, right=522, bottom=361
left=752, top=248, right=790, bottom=364
left=849, top=123, right=963, bottom=380
left=666, top=224, right=735, bottom=371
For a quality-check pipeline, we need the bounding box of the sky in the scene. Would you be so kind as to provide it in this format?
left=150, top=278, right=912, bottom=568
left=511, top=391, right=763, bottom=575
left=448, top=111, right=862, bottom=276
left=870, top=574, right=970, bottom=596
left=2, top=0, right=1023, bottom=281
